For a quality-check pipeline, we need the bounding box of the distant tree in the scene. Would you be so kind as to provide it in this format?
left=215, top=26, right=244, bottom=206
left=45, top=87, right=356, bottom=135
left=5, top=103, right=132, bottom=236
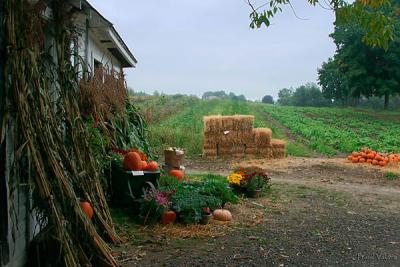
left=262, top=95, right=274, bottom=104
left=277, top=88, right=293, bottom=106
left=291, top=83, right=331, bottom=107
left=202, top=91, right=246, bottom=101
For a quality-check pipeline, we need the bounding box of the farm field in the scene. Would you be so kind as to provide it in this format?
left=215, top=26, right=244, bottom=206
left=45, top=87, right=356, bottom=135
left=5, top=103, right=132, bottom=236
left=135, top=96, right=400, bottom=158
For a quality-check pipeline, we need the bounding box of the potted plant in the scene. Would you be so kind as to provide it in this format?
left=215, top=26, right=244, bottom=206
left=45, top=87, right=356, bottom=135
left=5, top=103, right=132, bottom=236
left=139, top=182, right=176, bottom=224
left=227, top=167, right=270, bottom=198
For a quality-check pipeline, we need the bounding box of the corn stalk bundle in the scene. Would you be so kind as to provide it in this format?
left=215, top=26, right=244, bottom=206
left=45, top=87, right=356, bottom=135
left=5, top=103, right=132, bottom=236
left=2, top=0, right=121, bottom=266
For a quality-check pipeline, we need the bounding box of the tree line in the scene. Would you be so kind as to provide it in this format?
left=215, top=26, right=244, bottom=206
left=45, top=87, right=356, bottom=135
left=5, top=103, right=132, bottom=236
left=263, top=0, right=400, bottom=110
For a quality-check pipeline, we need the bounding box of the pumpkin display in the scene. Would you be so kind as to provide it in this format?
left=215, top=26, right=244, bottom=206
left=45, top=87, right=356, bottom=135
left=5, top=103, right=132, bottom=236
left=81, top=201, right=94, bottom=219
left=213, top=209, right=232, bottom=221
left=160, top=210, right=176, bottom=225
left=347, top=148, right=400, bottom=168
left=169, top=169, right=184, bottom=181
left=123, top=152, right=142, bottom=170
left=145, top=161, right=159, bottom=172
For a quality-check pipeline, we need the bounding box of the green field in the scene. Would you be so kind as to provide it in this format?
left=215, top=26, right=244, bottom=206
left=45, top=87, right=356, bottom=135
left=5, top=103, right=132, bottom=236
left=134, top=96, right=400, bottom=157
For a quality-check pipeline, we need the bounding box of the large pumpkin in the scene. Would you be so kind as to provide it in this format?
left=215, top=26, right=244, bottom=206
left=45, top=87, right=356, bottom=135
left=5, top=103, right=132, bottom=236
left=213, top=209, right=232, bottom=221
left=81, top=201, right=94, bottom=219
left=123, top=152, right=142, bottom=170
left=169, top=170, right=184, bottom=181
left=160, top=210, right=176, bottom=225
left=146, top=161, right=159, bottom=172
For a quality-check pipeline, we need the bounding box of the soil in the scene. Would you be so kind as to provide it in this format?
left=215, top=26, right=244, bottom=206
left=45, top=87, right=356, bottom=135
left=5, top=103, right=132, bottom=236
left=114, top=156, right=400, bottom=267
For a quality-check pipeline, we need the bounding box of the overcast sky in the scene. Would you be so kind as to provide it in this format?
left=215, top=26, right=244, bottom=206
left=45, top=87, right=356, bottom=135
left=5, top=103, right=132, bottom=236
left=89, top=0, right=336, bottom=100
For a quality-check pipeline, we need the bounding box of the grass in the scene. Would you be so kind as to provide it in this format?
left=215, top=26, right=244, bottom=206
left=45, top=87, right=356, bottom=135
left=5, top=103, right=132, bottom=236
left=385, top=172, right=399, bottom=180
left=136, top=96, right=400, bottom=157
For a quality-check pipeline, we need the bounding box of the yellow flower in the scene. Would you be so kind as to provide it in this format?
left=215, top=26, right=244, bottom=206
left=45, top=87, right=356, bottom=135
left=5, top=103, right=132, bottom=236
left=227, top=173, right=244, bottom=186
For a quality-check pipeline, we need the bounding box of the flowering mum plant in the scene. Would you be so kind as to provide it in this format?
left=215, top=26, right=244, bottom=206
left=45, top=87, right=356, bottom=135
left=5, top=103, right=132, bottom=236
left=140, top=182, right=176, bottom=224
left=227, top=166, right=270, bottom=191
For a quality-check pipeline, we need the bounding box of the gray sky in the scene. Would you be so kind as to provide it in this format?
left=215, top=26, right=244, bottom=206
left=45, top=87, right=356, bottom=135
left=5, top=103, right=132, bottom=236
left=89, top=0, right=336, bottom=100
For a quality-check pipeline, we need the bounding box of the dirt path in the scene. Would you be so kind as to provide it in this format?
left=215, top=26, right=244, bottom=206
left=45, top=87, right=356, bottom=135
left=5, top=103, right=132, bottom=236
left=115, top=157, right=400, bottom=266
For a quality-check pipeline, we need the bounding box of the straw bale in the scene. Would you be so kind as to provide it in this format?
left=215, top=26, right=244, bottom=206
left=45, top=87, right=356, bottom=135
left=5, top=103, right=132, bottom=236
left=234, top=115, right=254, bottom=131
left=222, top=116, right=235, bottom=130
left=220, top=130, right=241, bottom=144
left=218, top=147, right=233, bottom=156
left=203, top=115, right=223, bottom=133
left=271, top=139, right=286, bottom=148
left=232, top=145, right=245, bottom=154
left=237, top=131, right=255, bottom=144
left=272, top=147, right=286, bottom=159
left=258, top=147, right=272, bottom=158
left=203, top=142, right=216, bottom=150
left=254, top=128, right=272, bottom=147
left=204, top=132, right=221, bottom=144
left=203, top=149, right=217, bottom=157
left=245, top=147, right=258, bottom=155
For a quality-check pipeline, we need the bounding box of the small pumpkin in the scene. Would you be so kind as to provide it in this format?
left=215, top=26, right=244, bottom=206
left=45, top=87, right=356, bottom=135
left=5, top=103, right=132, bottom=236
left=352, top=158, right=359, bottom=163
left=160, top=210, right=176, bottom=225
left=123, top=152, right=142, bottom=170
left=359, top=157, right=366, bottom=163
left=347, top=156, right=353, bottom=161
left=366, top=159, right=373, bottom=164
left=213, top=209, right=232, bottom=221
left=81, top=201, right=94, bottom=219
left=145, top=161, right=158, bottom=171
left=169, top=169, right=184, bottom=181
left=141, top=160, right=148, bottom=170
left=372, top=159, right=378, bottom=165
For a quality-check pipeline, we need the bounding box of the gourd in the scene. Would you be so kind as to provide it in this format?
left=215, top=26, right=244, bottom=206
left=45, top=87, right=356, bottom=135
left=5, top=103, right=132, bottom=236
left=123, top=152, right=142, bottom=170
left=141, top=161, right=147, bottom=170
left=81, top=201, right=94, bottom=219
left=169, top=170, right=184, bottom=181
left=146, top=161, right=158, bottom=171
left=160, top=211, right=176, bottom=225
left=213, top=209, right=232, bottom=221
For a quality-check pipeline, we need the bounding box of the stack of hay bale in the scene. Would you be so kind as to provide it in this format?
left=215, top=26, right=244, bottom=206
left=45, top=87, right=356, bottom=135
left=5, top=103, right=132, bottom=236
left=163, top=148, right=185, bottom=173
left=203, top=115, right=286, bottom=159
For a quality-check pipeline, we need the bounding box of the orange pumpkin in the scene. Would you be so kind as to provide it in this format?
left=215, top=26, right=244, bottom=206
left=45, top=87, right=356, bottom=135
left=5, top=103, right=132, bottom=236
left=359, top=158, right=366, bottom=163
left=379, top=161, right=386, bottom=167
left=141, top=160, right=147, bottom=170
left=213, top=209, right=232, bottom=221
left=81, top=201, right=94, bottom=219
left=128, top=149, right=148, bottom=161
left=372, top=159, right=378, bottom=165
left=145, top=161, right=158, bottom=171
left=366, top=159, right=373, bottom=164
left=352, top=152, right=359, bottom=157
left=169, top=170, right=184, bottom=181
left=160, top=210, right=176, bottom=225
left=352, top=158, right=359, bottom=163
left=367, top=153, right=375, bottom=159
left=123, top=152, right=142, bottom=170
left=347, top=156, right=353, bottom=161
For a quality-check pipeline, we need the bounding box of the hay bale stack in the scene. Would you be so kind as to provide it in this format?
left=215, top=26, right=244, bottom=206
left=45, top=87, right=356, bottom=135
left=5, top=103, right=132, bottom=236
left=254, top=128, right=272, bottom=147
left=271, top=139, right=286, bottom=158
left=203, top=115, right=285, bottom=159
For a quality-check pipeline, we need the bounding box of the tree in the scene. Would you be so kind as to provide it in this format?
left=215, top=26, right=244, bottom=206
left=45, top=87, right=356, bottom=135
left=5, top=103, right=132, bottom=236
left=291, top=83, right=331, bottom=107
left=329, top=0, right=400, bottom=109
left=262, top=95, right=274, bottom=104
left=246, top=0, right=395, bottom=49
left=318, top=57, right=351, bottom=106
left=277, top=88, right=293, bottom=106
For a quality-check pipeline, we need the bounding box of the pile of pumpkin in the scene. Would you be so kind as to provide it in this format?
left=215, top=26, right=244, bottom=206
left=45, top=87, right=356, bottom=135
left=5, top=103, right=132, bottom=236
left=347, top=148, right=400, bottom=167
left=122, top=149, right=185, bottom=180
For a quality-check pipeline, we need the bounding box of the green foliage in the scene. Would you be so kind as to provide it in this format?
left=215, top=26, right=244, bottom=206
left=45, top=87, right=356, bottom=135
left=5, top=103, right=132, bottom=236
left=262, top=95, right=274, bottom=104
left=324, top=0, right=400, bottom=110
left=385, top=172, right=398, bottom=180
left=262, top=105, right=400, bottom=154
left=277, top=83, right=331, bottom=107
left=170, top=184, right=222, bottom=224
left=193, top=174, right=238, bottom=205
left=247, top=0, right=395, bottom=49
left=202, top=90, right=246, bottom=101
